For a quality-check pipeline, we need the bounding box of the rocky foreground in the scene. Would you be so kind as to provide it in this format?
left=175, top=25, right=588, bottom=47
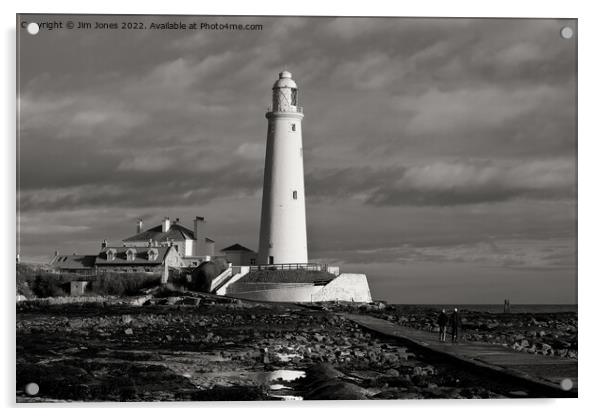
left=16, top=292, right=573, bottom=401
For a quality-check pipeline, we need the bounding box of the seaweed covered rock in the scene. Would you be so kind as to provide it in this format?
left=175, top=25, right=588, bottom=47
left=302, top=364, right=367, bottom=400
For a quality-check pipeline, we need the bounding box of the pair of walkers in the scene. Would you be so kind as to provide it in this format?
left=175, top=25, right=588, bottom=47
left=437, top=308, right=461, bottom=343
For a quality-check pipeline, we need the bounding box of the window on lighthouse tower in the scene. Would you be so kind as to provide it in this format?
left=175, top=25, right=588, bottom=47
left=293, top=190, right=298, bottom=200
left=291, top=88, right=298, bottom=105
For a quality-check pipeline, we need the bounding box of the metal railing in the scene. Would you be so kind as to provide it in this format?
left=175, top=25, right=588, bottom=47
left=249, top=263, right=327, bottom=272
left=266, top=105, right=303, bottom=114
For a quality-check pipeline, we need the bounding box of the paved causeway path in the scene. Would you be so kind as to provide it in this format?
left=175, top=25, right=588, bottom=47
left=344, top=313, right=577, bottom=397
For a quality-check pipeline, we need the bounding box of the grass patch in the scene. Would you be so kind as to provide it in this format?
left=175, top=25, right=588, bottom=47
left=88, top=273, right=161, bottom=296
left=17, top=264, right=161, bottom=297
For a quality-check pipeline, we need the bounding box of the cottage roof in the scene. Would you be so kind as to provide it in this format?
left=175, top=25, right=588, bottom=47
left=220, top=243, right=254, bottom=252
left=122, top=223, right=195, bottom=243
left=50, top=254, right=96, bottom=270
left=95, top=246, right=174, bottom=265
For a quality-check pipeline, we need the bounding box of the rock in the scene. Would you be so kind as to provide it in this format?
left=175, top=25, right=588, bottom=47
left=305, top=380, right=367, bottom=400
left=385, top=368, right=400, bottom=377
left=124, top=328, right=133, bottom=335
left=182, top=297, right=201, bottom=306
left=294, top=335, right=307, bottom=344
left=261, top=348, right=270, bottom=364
left=553, top=340, right=571, bottom=349
left=166, top=297, right=181, bottom=305
left=305, top=363, right=344, bottom=381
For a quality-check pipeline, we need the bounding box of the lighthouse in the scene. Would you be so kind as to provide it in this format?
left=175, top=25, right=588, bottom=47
left=258, top=71, right=308, bottom=265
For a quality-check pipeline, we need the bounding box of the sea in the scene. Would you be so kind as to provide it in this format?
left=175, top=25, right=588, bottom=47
left=396, top=304, right=577, bottom=314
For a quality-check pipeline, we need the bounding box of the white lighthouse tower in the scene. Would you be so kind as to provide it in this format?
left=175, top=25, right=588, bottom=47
left=258, top=71, right=308, bottom=265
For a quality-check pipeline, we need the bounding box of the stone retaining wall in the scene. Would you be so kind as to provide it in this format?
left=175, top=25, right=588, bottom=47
left=225, top=273, right=372, bottom=303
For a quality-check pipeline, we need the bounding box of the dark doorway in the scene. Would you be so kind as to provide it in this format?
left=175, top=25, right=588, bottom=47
left=269, top=256, right=274, bottom=265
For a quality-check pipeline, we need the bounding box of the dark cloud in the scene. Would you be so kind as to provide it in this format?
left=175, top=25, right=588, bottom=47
left=17, top=15, right=577, bottom=303
left=307, top=159, right=575, bottom=206
left=19, top=163, right=263, bottom=212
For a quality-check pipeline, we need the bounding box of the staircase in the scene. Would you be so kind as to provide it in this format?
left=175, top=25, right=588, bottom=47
left=213, top=266, right=250, bottom=295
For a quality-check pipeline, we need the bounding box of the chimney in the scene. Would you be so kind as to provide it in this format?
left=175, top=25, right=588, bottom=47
left=101, top=239, right=107, bottom=249
left=194, top=216, right=206, bottom=256
left=162, top=217, right=170, bottom=232
left=137, top=218, right=143, bottom=234
left=54, top=250, right=59, bottom=257
left=193, top=216, right=205, bottom=240
left=175, top=217, right=180, bottom=223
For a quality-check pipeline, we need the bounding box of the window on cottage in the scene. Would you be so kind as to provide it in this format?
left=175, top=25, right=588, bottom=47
left=126, top=248, right=137, bottom=261
left=147, top=248, right=158, bottom=261
left=293, top=190, right=298, bottom=200
left=250, top=258, right=256, bottom=265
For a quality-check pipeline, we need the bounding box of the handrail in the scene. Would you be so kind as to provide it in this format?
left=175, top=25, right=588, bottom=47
left=249, top=263, right=328, bottom=272
left=266, top=105, right=303, bottom=114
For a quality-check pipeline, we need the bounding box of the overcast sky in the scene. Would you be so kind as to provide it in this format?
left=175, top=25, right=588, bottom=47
left=17, top=15, right=577, bottom=303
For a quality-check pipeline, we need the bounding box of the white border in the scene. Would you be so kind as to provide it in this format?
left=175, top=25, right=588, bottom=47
left=2, top=1, right=600, bottom=415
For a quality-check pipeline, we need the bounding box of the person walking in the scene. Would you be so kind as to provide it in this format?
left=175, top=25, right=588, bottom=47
left=451, top=308, right=461, bottom=343
left=437, top=309, right=448, bottom=342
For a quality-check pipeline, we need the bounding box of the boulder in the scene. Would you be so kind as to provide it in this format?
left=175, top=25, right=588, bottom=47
left=305, top=380, right=367, bottom=400
left=303, top=364, right=366, bottom=400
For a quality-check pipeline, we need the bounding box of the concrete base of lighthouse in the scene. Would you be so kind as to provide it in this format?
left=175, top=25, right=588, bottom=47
left=218, top=271, right=372, bottom=303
